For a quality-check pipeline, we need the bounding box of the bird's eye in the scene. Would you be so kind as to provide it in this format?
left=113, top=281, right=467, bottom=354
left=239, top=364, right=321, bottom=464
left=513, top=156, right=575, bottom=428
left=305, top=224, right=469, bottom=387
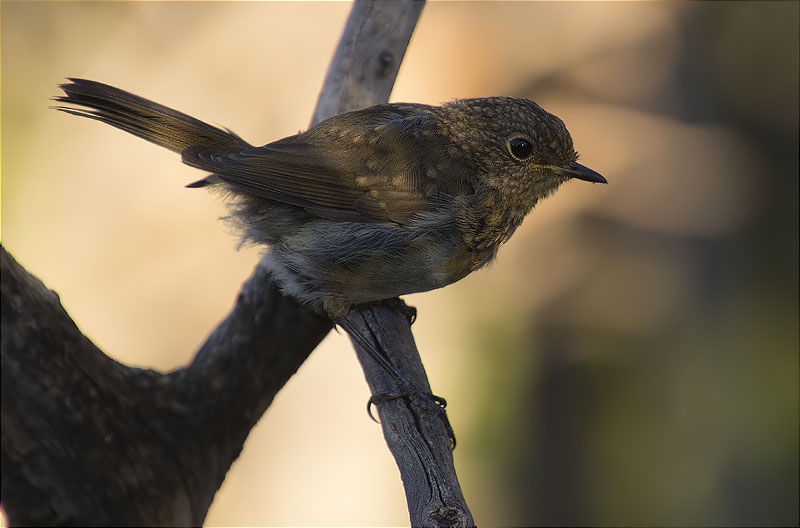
left=508, top=137, right=533, bottom=160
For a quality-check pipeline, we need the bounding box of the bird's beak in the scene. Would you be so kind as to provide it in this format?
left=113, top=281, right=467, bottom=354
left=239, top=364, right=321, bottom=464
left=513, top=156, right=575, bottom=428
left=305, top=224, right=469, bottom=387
left=561, top=161, right=607, bottom=184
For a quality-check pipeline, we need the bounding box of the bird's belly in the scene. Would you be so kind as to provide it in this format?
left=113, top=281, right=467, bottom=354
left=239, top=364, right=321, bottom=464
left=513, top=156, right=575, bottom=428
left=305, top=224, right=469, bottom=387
left=269, top=221, right=474, bottom=306
left=329, top=235, right=473, bottom=303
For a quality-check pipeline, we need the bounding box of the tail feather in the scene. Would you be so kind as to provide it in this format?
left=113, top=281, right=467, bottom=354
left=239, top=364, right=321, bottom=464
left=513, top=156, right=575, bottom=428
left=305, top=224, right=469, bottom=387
left=53, top=78, right=251, bottom=154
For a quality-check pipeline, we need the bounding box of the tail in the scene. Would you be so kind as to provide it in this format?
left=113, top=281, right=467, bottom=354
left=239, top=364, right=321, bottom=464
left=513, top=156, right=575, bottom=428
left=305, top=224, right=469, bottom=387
left=53, top=78, right=251, bottom=155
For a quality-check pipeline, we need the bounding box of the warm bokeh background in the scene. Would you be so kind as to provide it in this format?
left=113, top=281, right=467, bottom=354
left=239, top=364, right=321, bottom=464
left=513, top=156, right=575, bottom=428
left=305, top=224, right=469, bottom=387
left=2, top=2, right=797, bottom=526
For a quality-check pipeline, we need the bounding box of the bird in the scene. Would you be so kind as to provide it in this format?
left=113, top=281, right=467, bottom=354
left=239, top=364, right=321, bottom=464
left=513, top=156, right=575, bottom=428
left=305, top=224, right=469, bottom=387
left=55, top=79, right=606, bottom=445
left=54, top=78, right=606, bottom=320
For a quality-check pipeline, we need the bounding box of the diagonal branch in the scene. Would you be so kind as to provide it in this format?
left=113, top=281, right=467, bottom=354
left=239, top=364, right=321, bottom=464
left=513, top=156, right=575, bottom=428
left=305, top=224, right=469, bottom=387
left=345, top=304, right=474, bottom=527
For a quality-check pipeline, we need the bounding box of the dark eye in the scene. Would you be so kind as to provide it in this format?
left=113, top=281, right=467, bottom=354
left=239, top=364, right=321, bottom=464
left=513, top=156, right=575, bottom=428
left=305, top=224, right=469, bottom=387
left=508, top=137, right=533, bottom=160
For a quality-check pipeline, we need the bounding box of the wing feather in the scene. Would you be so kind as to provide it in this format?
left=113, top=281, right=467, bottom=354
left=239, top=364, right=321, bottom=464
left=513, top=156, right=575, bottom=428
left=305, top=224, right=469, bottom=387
left=181, top=105, right=468, bottom=224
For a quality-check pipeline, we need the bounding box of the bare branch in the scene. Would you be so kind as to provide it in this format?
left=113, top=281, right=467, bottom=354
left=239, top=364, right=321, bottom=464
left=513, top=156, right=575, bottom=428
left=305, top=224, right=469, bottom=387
left=312, top=0, right=425, bottom=123
left=1, top=1, right=473, bottom=526
left=0, top=247, right=330, bottom=525
left=345, top=304, right=474, bottom=527
left=313, top=1, right=473, bottom=524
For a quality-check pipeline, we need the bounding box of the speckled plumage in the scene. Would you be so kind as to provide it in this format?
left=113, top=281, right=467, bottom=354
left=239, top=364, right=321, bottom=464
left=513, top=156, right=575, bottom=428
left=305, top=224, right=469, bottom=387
left=55, top=79, right=605, bottom=317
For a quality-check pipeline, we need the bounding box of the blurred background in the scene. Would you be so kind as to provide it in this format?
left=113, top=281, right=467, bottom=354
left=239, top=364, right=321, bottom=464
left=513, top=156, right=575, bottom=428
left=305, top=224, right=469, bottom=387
left=2, top=1, right=797, bottom=526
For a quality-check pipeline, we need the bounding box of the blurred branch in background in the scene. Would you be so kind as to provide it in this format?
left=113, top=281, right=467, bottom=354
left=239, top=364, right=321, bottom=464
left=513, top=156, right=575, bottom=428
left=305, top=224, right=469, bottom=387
left=464, top=3, right=798, bottom=526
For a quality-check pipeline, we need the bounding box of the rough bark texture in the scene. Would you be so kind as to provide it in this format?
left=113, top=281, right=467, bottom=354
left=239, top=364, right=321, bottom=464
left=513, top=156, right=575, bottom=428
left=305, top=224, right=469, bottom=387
left=1, top=0, right=472, bottom=526
left=345, top=305, right=474, bottom=527
left=311, top=0, right=424, bottom=123
left=1, top=249, right=330, bottom=525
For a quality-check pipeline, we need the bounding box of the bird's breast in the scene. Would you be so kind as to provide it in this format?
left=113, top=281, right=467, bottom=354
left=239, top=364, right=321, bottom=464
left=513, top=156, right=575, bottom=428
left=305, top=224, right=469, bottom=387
left=455, top=192, right=523, bottom=265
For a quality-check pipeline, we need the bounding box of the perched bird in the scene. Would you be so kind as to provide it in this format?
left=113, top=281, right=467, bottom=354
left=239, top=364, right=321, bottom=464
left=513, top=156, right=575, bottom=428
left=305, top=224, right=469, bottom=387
left=54, top=78, right=605, bottom=320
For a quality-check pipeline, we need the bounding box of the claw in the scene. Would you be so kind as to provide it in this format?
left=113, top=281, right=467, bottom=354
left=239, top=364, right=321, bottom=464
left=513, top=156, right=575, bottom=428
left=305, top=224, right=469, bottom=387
left=367, top=393, right=402, bottom=423
left=380, top=298, right=417, bottom=326
left=367, top=398, right=379, bottom=423
left=338, top=310, right=455, bottom=450
left=366, top=390, right=456, bottom=450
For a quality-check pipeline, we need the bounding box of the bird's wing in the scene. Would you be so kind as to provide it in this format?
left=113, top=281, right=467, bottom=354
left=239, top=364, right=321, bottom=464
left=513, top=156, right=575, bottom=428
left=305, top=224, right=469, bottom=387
left=181, top=105, right=470, bottom=224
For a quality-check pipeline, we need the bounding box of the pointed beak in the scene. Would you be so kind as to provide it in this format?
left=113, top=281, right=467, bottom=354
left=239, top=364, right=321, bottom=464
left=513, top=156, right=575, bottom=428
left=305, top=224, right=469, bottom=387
left=561, top=161, right=607, bottom=184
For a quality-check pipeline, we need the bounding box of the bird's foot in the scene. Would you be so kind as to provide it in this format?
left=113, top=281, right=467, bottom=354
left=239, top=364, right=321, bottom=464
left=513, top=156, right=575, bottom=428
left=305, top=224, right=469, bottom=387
left=367, top=386, right=456, bottom=450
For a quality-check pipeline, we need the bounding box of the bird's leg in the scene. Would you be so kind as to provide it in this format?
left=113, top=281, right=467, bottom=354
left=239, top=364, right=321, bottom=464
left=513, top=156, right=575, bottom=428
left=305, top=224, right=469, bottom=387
left=335, top=305, right=456, bottom=449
